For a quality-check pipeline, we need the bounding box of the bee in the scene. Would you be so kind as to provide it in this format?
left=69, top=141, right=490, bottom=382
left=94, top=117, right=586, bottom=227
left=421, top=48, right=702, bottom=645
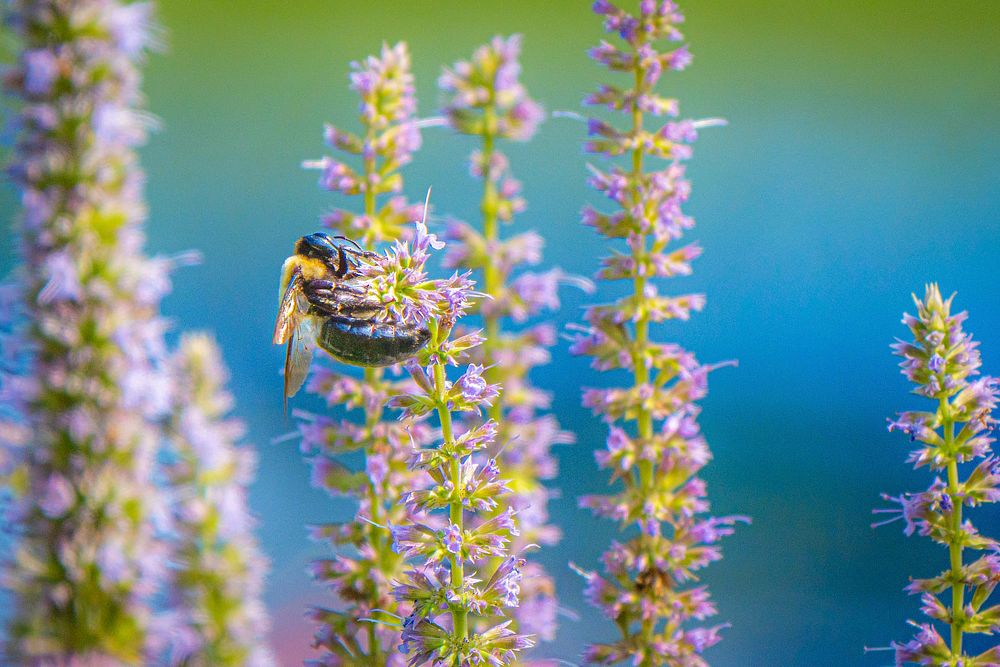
left=273, top=232, right=430, bottom=404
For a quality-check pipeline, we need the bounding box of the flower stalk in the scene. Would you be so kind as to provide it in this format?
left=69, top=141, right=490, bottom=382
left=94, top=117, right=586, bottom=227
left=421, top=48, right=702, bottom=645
left=299, top=42, right=429, bottom=665
left=160, top=333, right=273, bottom=666
left=356, top=222, right=534, bottom=665
left=875, top=284, right=1000, bottom=666
left=1, top=1, right=173, bottom=661
left=572, top=2, right=744, bottom=665
left=440, top=34, right=577, bottom=648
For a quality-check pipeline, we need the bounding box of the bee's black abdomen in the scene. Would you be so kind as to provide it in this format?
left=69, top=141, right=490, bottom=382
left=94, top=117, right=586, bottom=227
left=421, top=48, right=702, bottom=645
left=317, top=317, right=430, bottom=368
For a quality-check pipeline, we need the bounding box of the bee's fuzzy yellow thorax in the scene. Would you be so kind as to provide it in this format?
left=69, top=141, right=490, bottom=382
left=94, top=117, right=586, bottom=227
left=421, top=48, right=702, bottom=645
left=278, top=255, right=330, bottom=299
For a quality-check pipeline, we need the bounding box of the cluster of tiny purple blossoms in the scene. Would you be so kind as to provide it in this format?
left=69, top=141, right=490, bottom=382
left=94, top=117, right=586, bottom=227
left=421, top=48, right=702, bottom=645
left=350, top=221, right=534, bottom=665
left=298, top=42, right=433, bottom=665
left=304, top=42, right=424, bottom=248
left=875, top=285, right=1000, bottom=666
left=1, top=1, right=270, bottom=664
left=160, top=334, right=274, bottom=667
left=439, top=34, right=588, bottom=650
left=570, top=2, right=745, bottom=665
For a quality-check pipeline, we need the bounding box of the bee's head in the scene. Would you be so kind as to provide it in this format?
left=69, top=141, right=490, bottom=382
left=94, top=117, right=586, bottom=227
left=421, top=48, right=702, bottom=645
left=294, top=232, right=340, bottom=262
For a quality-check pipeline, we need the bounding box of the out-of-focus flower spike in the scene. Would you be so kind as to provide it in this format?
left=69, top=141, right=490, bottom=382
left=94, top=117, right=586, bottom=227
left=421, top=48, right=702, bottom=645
left=160, top=333, right=274, bottom=666
left=2, top=1, right=176, bottom=661
left=440, top=35, right=544, bottom=143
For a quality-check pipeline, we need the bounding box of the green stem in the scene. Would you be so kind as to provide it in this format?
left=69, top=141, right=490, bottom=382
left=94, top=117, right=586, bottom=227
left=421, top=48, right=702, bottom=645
left=363, top=124, right=378, bottom=245
left=434, top=361, right=468, bottom=641
left=478, top=103, right=524, bottom=646
left=480, top=106, right=502, bottom=427
left=630, top=39, right=656, bottom=665
left=365, top=368, right=384, bottom=664
left=630, top=44, right=653, bottom=492
left=362, top=129, right=383, bottom=661
left=943, top=404, right=964, bottom=659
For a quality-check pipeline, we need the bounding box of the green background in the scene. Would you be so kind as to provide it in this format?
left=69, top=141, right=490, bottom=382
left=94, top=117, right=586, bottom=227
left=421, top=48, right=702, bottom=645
left=3, top=1, right=1000, bottom=664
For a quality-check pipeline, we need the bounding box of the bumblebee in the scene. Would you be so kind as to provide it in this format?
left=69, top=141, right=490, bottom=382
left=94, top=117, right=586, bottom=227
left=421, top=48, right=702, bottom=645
left=273, top=232, right=430, bottom=403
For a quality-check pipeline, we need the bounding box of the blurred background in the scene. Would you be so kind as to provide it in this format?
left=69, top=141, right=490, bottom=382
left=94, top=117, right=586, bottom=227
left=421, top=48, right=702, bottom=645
left=2, top=0, right=999, bottom=664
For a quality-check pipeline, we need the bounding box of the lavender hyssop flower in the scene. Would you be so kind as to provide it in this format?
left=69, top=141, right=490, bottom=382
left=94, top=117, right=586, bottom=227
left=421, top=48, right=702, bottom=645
left=2, top=1, right=173, bottom=661
left=159, top=334, right=274, bottom=667
left=298, top=42, right=432, bottom=665
left=2, top=2, right=272, bottom=663
left=356, top=222, right=535, bottom=665
left=874, top=285, right=1000, bottom=667
left=571, top=2, right=746, bottom=665
left=438, top=34, right=584, bottom=652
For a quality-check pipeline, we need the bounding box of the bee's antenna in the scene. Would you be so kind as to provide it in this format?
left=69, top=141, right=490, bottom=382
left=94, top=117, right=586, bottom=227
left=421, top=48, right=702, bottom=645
left=422, top=187, right=432, bottom=225
left=332, top=235, right=364, bottom=251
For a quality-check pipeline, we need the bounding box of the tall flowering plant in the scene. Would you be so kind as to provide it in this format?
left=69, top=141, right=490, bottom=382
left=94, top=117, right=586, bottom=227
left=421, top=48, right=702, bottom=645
left=1, top=1, right=173, bottom=662
left=875, top=285, right=1000, bottom=666
left=161, top=333, right=273, bottom=666
left=439, top=35, right=577, bottom=646
left=348, top=221, right=534, bottom=665
left=299, top=42, right=432, bottom=664
left=570, top=2, right=744, bottom=665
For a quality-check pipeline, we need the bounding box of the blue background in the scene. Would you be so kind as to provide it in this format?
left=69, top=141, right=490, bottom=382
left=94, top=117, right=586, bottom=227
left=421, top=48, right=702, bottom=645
left=2, top=1, right=999, bottom=664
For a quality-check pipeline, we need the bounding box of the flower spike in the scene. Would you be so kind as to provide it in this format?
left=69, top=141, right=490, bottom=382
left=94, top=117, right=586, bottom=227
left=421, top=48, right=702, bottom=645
left=296, top=42, right=432, bottom=664
left=573, top=3, right=744, bottom=665
left=378, top=224, right=534, bottom=665
left=877, top=285, right=1000, bottom=665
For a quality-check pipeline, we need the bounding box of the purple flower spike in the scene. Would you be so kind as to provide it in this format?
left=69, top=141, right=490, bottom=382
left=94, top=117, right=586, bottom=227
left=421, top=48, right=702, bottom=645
left=163, top=335, right=274, bottom=666
left=304, top=41, right=424, bottom=248
left=441, top=35, right=544, bottom=142
left=351, top=42, right=417, bottom=129
left=387, top=228, right=534, bottom=665
left=876, top=285, right=1000, bottom=665
left=573, top=2, right=743, bottom=664
left=296, top=42, right=431, bottom=664
left=436, top=34, right=588, bottom=651
left=2, top=1, right=178, bottom=661
left=4, top=4, right=273, bottom=663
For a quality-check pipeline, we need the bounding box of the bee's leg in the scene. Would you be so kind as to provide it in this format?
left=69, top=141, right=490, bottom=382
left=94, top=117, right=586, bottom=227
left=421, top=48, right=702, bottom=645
left=300, top=279, right=339, bottom=314
left=303, top=280, right=382, bottom=318
left=305, top=279, right=367, bottom=296
left=321, top=235, right=377, bottom=273
left=329, top=293, right=382, bottom=320
left=332, top=245, right=349, bottom=279
left=340, top=246, right=380, bottom=274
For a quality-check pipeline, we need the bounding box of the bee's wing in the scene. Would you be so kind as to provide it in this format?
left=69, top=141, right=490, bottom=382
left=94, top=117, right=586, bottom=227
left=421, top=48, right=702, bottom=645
left=273, top=266, right=304, bottom=345
left=284, top=316, right=315, bottom=404
left=275, top=266, right=316, bottom=409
